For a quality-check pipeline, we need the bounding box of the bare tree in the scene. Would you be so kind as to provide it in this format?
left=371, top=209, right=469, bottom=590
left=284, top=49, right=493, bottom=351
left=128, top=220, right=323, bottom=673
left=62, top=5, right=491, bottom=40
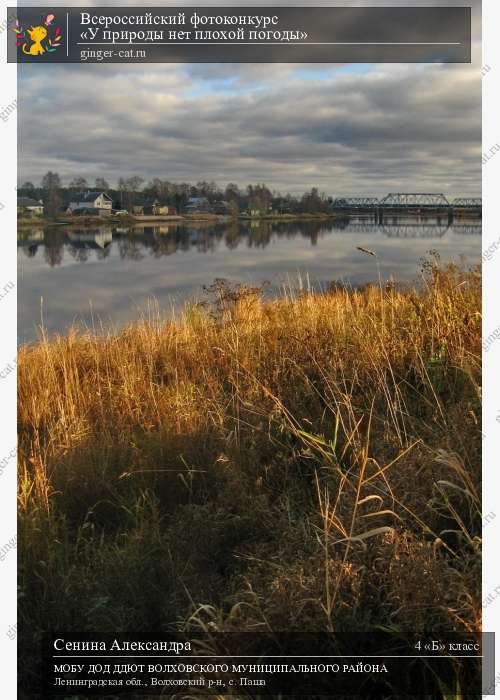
left=41, top=171, right=62, bottom=219
left=95, top=177, right=110, bottom=190
left=68, top=177, right=89, bottom=191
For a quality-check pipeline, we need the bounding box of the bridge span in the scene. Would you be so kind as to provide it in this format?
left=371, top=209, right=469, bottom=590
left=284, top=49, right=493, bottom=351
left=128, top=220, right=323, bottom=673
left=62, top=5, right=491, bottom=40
left=331, top=193, right=482, bottom=223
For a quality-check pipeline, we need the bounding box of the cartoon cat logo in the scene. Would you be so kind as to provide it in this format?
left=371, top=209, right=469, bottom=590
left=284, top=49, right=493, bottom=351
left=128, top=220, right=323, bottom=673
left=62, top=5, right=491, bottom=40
left=22, top=25, right=48, bottom=56
left=14, top=14, right=62, bottom=57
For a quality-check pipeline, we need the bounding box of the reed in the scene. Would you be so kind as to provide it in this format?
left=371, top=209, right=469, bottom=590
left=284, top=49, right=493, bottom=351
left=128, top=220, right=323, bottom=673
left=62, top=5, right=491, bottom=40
left=18, top=256, right=482, bottom=694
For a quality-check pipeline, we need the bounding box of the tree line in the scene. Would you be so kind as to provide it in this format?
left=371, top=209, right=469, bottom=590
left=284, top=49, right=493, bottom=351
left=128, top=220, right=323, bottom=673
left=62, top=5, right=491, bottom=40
left=19, top=172, right=333, bottom=217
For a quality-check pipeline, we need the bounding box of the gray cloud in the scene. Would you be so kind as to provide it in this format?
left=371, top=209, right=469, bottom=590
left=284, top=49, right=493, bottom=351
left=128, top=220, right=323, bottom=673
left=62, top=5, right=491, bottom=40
left=18, top=0, right=481, bottom=196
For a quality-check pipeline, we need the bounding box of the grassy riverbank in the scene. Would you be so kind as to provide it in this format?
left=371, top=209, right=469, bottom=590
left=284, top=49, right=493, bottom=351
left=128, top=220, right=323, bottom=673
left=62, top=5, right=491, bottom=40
left=17, top=211, right=338, bottom=229
left=17, top=215, right=120, bottom=228
left=18, top=258, right=481, bottom=694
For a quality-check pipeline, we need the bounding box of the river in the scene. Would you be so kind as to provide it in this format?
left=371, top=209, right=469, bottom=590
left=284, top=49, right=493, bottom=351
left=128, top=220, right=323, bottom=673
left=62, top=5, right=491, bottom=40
left=18, top=216, right=481, bottom=343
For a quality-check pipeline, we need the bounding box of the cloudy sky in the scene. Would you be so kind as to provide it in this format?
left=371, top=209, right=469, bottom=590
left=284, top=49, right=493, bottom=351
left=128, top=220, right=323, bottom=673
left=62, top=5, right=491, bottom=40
left=18, top=0, right=482, bottom=197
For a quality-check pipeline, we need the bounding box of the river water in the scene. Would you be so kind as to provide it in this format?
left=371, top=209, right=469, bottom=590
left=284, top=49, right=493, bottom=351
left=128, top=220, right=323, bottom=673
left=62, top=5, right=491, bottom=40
left=18, top=217, right=481, bottom=343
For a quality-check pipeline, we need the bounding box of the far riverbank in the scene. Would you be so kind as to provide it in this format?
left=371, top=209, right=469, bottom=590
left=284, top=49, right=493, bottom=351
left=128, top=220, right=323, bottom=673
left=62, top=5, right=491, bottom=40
left=17, top=211, right=339, bottom=229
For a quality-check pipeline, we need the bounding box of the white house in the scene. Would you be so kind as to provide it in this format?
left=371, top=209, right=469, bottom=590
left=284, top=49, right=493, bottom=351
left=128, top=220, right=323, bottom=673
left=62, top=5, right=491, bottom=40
left=67, top=191, right=113, bottom=216
left=17, top=196, right=44, bottom=216
left=67, top=230, right=113, bottom=249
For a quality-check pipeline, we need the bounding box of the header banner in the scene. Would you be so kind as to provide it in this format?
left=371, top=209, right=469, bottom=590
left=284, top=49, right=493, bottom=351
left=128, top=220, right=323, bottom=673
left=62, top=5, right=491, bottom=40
left=7, top=6, right=471, bottom=63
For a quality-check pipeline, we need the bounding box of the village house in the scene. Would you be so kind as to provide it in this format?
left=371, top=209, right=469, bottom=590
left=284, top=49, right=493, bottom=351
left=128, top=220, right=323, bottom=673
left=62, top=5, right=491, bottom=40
left=132, top=198, right=177, bottom=216
left=184, top=196, right=211, bottom=214
left=246, top=204, right=271, bottom=217
left=17, top=196, right=44, bottom=217
left=157, top=203, right=177, bottom=216
left=132, top=199, right=156, bottom=216
left=67, top=191, right=113, bottom=216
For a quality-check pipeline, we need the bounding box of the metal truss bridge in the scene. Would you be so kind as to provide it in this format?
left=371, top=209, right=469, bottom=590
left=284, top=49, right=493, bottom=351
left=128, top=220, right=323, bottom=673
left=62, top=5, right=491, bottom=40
left=380, top=193, right=450, bottom=207
left=331, top=194, right=481, bottom=214
left=332, top=194, right=483, bottom=209
left=451, top=197, right=482, bottom=208
left=331, top=197, right=380, bottom=209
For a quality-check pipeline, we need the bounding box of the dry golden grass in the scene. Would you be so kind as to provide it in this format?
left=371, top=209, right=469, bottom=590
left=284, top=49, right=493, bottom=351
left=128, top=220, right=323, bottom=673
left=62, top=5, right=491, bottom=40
left=18, top=257, right=481, bottom=694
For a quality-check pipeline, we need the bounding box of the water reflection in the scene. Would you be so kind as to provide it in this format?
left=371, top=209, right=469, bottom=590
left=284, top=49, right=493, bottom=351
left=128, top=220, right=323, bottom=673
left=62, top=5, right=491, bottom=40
left=18, top=218, right=481, bottom=268
left=18, top=218, right=481, bottom=342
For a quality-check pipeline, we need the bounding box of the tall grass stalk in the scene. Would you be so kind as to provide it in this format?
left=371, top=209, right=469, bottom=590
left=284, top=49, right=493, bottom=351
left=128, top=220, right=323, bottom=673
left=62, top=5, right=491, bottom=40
left=18, top=259, right=481, bottom=694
